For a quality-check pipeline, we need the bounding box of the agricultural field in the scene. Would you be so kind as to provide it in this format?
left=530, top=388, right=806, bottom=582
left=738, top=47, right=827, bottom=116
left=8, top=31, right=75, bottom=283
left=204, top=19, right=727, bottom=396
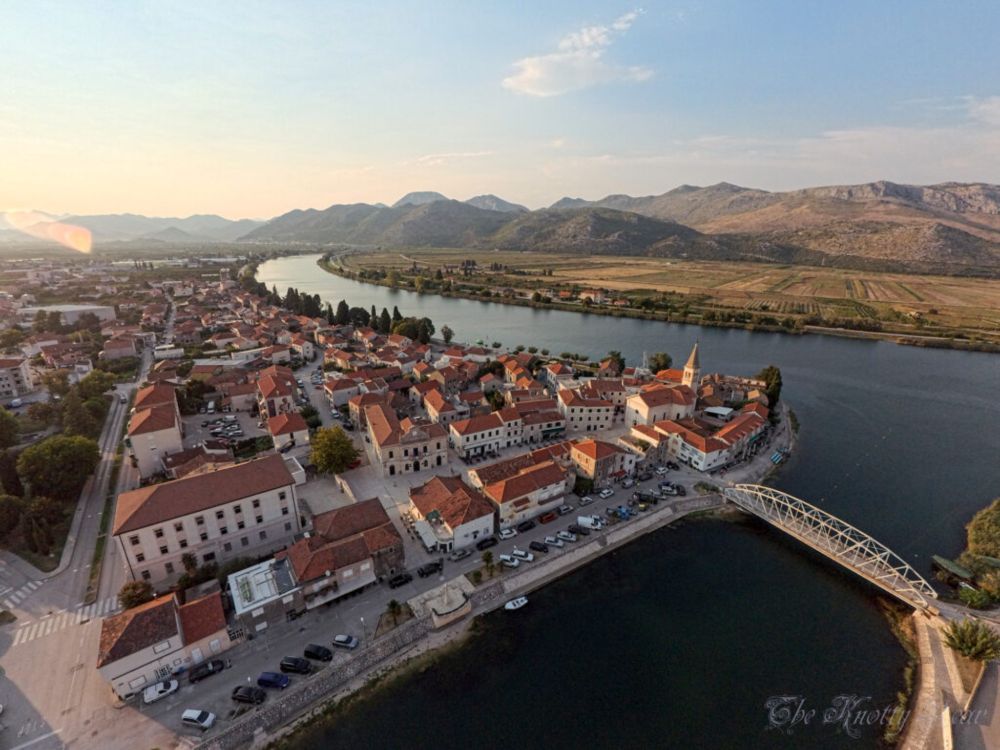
left=339, top=247, right=1000, bottom=338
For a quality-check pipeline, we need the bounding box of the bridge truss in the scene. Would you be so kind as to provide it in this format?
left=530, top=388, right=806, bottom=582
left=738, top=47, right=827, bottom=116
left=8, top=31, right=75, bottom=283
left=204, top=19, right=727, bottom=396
left=724, top=484, right=938, bottom=609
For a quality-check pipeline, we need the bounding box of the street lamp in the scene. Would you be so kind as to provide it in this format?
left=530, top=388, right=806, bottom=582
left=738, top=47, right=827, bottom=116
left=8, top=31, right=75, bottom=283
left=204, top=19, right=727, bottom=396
left=360, top=616, right=366, bottom=647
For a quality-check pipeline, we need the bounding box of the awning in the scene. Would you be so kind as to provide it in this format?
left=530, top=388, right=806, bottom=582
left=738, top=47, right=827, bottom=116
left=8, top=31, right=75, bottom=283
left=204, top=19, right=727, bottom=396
left=413, top=519, right=443, bottom=552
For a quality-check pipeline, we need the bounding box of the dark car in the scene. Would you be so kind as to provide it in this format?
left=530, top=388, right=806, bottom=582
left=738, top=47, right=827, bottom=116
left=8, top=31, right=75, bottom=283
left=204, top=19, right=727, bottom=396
left=567, top=523, right=591, bottom=537
left=257, top=671, right=290, bottom=689
left=188, top=659, right=226, bottom=683
left=637, top=471, right=653, bottom=482
left=231, top=686, right=267, bottom=705
left=666, top=461, right=681, bottom=471
left=417, top=560, right=443, bottom=578
left=674, top=484, right=687, bottom=496
left=341, top=420, right=355, bottom=431
left=529, top=540, right=549, bottom=554
left=538, top=511, right=558, bottom=524
left=475, top=536, right=498, bottom=551
left=280, top=656, right=312, bottom=674
left=304, top=644, right=333, bottom=662
left=388, top=572, right=413, bottom=589
left=516, top=519, right=536, bottom=533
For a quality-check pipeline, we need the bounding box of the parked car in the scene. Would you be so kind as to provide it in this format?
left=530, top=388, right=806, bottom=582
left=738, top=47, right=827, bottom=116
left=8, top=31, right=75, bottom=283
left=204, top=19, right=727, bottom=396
left=142, top=679, right=178, bottom=705
left=304, top=644, right=333, bottom=662
left=556, top=530, right=578, bottom=543
left=498, top=554, right=521, bottom=569
left=622, top=479, right=635, bottom=489
left=449, top=547, right=473, bottom=561
left=511, top=548, right=534, bottom=562
left=529, top=540, right=549, bottom=554
left=538, top=511, right=558, bottom=524
left=557, top=504, right=574, bottom=516
left=598, top=488, right=614, bottom=499
left=567, top=523, right=591, bottom=537
left=498, top=528, right=517, bottom=540
left=637, top=471, right=653, bottom=482
left=387, top=572, right=413, bottom=589
left=279, top=656, right=312, bottom=674
left=417, top=560, right=443, bottom=577
left=666, top=461, right=681, bottom=471
left=181, top=709, right=216, bottom=731
left=515, top=519, right=536, bottom=533
left=333, top=634, right=359, bottom=649
left=475, top=536, right=498, bottom=551
left=674, top=484, right=687, bottom=496
left=655, top=466, right=668, bottom=475
left=231, top=686, right=267, bottom=705
left=188, top=659, right=226, bottom=683
left=544, top=535, right=565, bottom=548
left=578, top=496, right=595, bottom=506
left=257, top=671, right=290, bottom=690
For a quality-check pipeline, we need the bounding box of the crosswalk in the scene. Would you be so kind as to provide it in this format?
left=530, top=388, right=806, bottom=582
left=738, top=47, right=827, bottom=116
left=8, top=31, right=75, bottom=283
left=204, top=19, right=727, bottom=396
left=10, top=596, right=120, bottom=648
left=2, top=579, right=43, bottom=610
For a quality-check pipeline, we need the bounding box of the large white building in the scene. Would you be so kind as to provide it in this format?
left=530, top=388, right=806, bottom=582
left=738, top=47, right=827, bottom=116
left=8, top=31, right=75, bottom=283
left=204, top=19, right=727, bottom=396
left=112, top=454, right=301, bottom=585
left=0, top=358, right=33, bottom=398
left=18, top=303, right=116, bottom=326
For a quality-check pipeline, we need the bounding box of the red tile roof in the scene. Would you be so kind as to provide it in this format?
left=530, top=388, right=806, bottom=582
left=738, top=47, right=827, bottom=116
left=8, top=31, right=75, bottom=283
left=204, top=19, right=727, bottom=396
left=410, top=475, right=494, bottom=529
left=97, top=594, right=179, bottom=667
left=178, top=591, right=227, bottom=644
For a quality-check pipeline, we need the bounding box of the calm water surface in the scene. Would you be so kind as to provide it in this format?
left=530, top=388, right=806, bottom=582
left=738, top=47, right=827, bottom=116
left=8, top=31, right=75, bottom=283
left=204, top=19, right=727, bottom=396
left=260, top=254, right=1000, bottom=749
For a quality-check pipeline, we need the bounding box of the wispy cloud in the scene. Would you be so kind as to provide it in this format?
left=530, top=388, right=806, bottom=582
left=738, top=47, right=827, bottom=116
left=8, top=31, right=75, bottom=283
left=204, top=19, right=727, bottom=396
left=502, top=11, right=652, bottom=97
left=411, top=151, right=494, bottom=167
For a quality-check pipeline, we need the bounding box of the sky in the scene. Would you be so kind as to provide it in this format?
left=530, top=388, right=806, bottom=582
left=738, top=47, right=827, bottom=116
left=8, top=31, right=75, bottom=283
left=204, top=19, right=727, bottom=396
left=1, top=0, right=999, bottom=219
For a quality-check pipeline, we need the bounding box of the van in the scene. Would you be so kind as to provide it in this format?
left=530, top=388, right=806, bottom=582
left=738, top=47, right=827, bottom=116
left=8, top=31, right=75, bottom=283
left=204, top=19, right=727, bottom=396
left=577, top=515, right=605, bottom=531
left=206, top=401, right=216, bottom=414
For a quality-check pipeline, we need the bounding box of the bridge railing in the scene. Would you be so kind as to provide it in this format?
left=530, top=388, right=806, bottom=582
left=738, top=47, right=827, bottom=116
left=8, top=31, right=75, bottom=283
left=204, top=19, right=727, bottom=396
left=724, top=484, right=937, bottom=609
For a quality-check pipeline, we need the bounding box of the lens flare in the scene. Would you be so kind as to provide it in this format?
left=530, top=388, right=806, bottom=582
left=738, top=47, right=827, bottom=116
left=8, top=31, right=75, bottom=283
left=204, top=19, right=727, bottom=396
left=4, top=210, right=92, bottom=253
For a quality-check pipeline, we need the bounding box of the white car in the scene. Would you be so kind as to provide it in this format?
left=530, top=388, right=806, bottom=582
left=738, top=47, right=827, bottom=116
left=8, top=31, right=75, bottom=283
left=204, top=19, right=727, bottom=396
left=143, top=679, right=179, bottom=705
left=181, top=709, right=216, bottom=731
left=556, top=530, right=578, bottom=543
left=578, top=496, right=595, bottom=506
left=498, top=554, right=521, bottom=568
left=655, top=466, right=668, bottom=475
left=498, top=528, right=517, bottom=540
left=599, top=488, right=614, bottom=499
left=543, top=535, right=565, bottom=548
left=511, top=548, right=534, bottom=563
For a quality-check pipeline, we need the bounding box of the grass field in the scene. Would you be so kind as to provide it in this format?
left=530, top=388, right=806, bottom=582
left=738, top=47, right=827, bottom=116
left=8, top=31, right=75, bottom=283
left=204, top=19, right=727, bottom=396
left=339, top=247, right=1000, bottom=339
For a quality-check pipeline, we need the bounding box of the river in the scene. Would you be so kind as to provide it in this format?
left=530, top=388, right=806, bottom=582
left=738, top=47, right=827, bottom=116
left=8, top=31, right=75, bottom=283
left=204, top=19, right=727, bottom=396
left=259, top=254, right=1000, bottom=748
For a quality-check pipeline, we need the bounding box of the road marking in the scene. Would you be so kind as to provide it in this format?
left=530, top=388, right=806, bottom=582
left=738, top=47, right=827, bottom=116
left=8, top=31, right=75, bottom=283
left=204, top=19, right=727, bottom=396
left=8, top=728, right=64, bottom=750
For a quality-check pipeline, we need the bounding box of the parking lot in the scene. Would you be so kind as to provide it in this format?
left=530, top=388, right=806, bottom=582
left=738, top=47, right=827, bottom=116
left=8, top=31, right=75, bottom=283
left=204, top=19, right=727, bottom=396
left=182, top=410, right=265, bottom=450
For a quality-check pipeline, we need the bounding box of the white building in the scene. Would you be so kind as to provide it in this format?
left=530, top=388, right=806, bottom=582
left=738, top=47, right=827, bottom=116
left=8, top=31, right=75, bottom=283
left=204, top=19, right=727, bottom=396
left=409, top=475, right=496, bottom=552
left=0, top=358, right=33, bottom=398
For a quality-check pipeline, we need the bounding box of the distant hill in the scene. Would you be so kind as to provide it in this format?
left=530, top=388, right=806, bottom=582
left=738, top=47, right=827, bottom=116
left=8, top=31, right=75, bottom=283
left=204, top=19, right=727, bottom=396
left=59, top=213, right=265, bottom=242
left=464, top=194, right=528, bottom=213
left=392, top=191, right=449, bottom=208
left=245, top=180, right=1000, bottom=274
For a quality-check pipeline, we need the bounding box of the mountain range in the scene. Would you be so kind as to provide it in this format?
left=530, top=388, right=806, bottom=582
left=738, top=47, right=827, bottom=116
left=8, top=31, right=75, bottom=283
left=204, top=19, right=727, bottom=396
left=243, top=182, right=1000, bottom=274
left=0, top=212, right=264, bottom=244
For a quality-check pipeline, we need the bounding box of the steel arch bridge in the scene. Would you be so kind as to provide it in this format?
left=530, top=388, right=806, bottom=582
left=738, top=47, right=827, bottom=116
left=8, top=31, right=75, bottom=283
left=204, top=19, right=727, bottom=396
left=724, top=484, right=938, bottom=610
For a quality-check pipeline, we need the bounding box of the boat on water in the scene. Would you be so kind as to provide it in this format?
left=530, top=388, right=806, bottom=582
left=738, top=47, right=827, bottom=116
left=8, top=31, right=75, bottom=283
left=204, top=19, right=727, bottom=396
left=504, top=596, right=528, bottom=611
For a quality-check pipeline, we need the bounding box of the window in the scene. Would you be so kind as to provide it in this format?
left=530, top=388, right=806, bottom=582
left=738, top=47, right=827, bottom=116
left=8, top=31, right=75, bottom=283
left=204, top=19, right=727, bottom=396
left=215, top=510, right=225, bottom=520
left=136, top=553, right=145, bottom=562
left=241, top=536, right=249, bottom=547
left=233, top=504, right=242, bottom=514
left=284, top=522, right=292, bottom=531
left=179, top=539, right=188, bottom=549
left=154, top=528, right=164, bottom=538
left=281, top=507, right=289, bottom=516
left=220, top=526, right=228, bottom=535
left=159, top=545, right=168, bottom=555
left=129, top=535, right=140, bottom=546
left=199, top=532, right=208, bottom=542
left=141, top=570, right=151, bottom=581
left=173, top=522, right=183, bottom=532
left=223, top=542, right=232, bottom=552
left=236, top=520, right=245, bottom=530
left=388, top=450, right=393, bottom=458
left=165, top=562, right=174, bottom=575
left=252, top=499, right=260, bottom=509
left=255, top=515, right=263, bottom=524
left=203, top=552, right=216, bottom=563
left=278, top=491, right=287, bottom=501
left=259, top=530, right=267, bottom=541
left=195, top=515, right=205, bottom=525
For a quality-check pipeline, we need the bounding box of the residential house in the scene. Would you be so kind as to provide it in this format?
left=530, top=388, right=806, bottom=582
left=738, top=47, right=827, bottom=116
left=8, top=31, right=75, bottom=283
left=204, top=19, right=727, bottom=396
left=571, top=438, right=638, bottom=484
left=267, top=412, right=310, bottom=450
left=482, top=460, right=570, bottom=527
left=409, top=475, right=495, bottom=552
left=624, top=384, right=697, bottom=427
left=365, top=402, right=447, bottom=477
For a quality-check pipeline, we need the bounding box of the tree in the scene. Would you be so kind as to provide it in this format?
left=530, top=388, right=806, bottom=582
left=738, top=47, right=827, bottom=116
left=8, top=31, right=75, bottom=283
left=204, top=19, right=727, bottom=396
left=757, top=365, right=783, bottom=408
left=17, top=435, right=100, bottom=501
left=310, top=426, right=361, bottom=474
left=0, top=407, right=19, bottom=450
left=378, top=308, right=392, bottom=334
left=39, top=370, right=71, bottom=399
left=0, top=494, right=23, bottom=540
left=392, top=306, right=402, bottom=323
left=481, top=550, right=495, bottom=577
left=77, top=370, right=116, bottom=400
left=0, top=450, right=23, bottom=496
left=943, top=619, right=1000, bottom=661
left=370, top=305, right=378, bottom=326
left=118, top=580, right=155, bottom=610
left=606, top=350, right=625, bottom=372
left=348, top=306, right=370, bottom=326
left=62, top=390, right=96, bottom=437
left=387, top=598, right=402, bottom=625
left=648, top=352, right=673, bottom=372
left=181, top=552, right=199, bottom=574
left=335, top=300, right=350, bottom=326
left=441, top=325, right=454, bottom=344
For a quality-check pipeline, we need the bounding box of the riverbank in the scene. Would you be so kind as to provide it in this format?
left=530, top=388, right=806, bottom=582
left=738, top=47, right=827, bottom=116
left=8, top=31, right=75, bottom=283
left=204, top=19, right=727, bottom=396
left=315, top=254, right=1000, bottom=354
